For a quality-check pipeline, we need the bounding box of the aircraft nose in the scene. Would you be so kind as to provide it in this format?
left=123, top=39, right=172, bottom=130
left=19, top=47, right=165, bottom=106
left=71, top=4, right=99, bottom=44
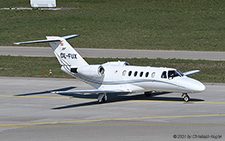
left=189, top=79, right=206, bottom=92
left=193, top=81, right=205, bottom=92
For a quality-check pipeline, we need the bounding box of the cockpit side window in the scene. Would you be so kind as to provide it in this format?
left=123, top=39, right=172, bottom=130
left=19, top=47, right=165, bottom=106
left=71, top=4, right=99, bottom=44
left=161, top=71, right=167, bottom=78
left=168, top=70, right=181, bottom=79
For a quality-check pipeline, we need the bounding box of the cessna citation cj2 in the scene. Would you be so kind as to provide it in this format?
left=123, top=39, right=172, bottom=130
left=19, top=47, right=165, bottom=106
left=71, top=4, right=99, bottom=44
left=15, top=35, right=205, bottom=103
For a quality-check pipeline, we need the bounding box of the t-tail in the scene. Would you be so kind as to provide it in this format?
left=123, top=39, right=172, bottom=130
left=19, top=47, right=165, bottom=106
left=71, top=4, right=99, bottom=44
left=14, top=35, right=89, bottom=75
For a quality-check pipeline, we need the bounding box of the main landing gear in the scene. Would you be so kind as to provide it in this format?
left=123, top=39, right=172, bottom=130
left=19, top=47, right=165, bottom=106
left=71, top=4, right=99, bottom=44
left=144, top=91, right=152, bottom=97
left=182, top=93, right=190, bottom=102
left=98, top=93, right=107, bottom=103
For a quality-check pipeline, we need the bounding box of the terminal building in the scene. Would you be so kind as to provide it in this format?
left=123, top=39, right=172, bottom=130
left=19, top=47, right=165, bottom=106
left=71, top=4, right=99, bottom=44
left=30, top=0, right=56, bottom=8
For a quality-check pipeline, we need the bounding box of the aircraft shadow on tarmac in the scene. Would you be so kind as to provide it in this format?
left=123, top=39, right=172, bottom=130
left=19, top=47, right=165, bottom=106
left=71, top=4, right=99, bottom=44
left=52, top=92, right=204, bottom=110
left=13, top=86, right=204, bottom=109
left=15, top=87, right=76, bottom=96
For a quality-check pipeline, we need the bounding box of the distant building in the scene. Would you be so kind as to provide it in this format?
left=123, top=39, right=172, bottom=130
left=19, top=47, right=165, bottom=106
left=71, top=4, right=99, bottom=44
left=30, top=0, right=56, bottom=8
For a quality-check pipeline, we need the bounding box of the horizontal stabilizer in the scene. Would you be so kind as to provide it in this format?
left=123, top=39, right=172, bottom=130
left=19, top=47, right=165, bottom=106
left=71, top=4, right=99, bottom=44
left=14, top=39, right=60, bottom=45
left=183, top=70, right=201, bottom=76
left=14, top=34, right=79, bottom=45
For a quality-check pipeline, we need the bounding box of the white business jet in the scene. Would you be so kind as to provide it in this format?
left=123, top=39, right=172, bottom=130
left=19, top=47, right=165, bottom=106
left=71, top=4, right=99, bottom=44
left=15, top=35, right=205, bottom=103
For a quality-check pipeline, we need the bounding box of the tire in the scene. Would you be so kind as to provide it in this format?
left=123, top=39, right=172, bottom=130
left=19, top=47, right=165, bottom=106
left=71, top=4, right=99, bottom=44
left=184, top=95, right=189, bottom=102
left=144, top=92, right=152, bottom=97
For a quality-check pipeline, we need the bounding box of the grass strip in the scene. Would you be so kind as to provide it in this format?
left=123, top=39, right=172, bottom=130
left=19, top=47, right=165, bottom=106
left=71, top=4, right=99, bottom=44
left=0, top=56, right=224, bottom=83
left=1, top=0, right=225, bottom=51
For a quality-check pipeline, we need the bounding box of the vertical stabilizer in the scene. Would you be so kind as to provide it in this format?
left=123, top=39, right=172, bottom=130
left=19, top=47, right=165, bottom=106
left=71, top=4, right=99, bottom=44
left=14, top=34, right=89, bottom=69
left=47, top=36, right=88, bottom=68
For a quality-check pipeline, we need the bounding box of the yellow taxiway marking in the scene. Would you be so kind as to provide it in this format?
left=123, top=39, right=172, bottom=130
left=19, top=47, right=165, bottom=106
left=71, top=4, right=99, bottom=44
left=133, top=100, right=225, bottom=105
left=1, top=114, right=225, bottom=129
left=1, top=123, right=225, bottom=129
left=1, top=95, right=225, bottom=105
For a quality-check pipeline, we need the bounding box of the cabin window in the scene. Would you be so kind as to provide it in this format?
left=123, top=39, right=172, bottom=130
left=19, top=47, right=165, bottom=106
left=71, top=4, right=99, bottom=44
left=161, top=71, right=167, bottom=78
left=134, top=71, right=138, bottom=77
left=122, top=70, right=126, bottom=76
left=145, top=72, right=149, bottom=77
left=128, top=71, right=132, bottom=76
left=140, top=72, right=143, bottom=77
left=151, top=72, right=156, bottom=78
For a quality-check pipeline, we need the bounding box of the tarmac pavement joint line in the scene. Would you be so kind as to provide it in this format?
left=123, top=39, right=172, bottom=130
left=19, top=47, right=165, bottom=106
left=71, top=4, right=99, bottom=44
left=1, top=114, right=225, bottom=129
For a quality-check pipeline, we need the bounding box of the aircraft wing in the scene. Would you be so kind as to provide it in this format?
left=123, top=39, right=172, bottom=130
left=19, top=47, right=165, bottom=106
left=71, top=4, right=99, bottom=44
left=51, top=89, right=129, bottom=95
left=183, top=70, right=201, bottom=76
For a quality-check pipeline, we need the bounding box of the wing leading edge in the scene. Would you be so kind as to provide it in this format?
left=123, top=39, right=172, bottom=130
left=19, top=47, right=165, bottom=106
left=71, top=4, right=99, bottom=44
left=183, top=70, right=201, bottom=76
left=51, top=89, right=129, bottom=95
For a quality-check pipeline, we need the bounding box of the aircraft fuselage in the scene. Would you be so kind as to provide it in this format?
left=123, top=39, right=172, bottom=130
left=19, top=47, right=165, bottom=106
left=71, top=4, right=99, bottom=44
left=61, top=61, right=205, bottom=95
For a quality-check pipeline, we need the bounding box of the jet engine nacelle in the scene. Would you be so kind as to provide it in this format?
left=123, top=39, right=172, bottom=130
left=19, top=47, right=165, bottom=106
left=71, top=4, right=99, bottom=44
left=77, top=65, right=105, bottom=78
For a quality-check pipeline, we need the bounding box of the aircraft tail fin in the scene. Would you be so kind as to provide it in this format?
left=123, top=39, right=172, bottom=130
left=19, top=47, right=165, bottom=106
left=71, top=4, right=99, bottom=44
left=14, top=35, right=89, bottom=69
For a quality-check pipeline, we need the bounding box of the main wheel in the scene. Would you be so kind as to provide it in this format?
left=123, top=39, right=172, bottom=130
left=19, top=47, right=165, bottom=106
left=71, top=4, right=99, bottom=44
left=98, top=96, right=105, bottom=103
left=144, top=91, right=152, bottom=97
left=98, top=93, right=107, bottom=103
left=101, top=96, right=106, bottom=103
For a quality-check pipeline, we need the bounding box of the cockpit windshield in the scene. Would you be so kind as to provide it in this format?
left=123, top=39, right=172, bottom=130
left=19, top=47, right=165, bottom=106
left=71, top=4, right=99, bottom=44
left=161, top=70, right=184, bottom=79
left=176, top=69, right=184, bottom=76
left=168, top=70, right=183, bottom=79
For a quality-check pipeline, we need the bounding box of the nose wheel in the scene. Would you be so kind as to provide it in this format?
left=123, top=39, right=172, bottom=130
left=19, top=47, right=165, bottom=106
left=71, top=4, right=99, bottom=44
left=182, top=93, right=190, bottom=102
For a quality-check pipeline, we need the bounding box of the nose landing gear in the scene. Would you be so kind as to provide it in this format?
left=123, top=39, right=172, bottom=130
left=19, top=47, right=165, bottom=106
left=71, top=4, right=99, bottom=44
left=182, top=93, right=190, bottom=102
left=144, top=91, right=152, bottom=97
